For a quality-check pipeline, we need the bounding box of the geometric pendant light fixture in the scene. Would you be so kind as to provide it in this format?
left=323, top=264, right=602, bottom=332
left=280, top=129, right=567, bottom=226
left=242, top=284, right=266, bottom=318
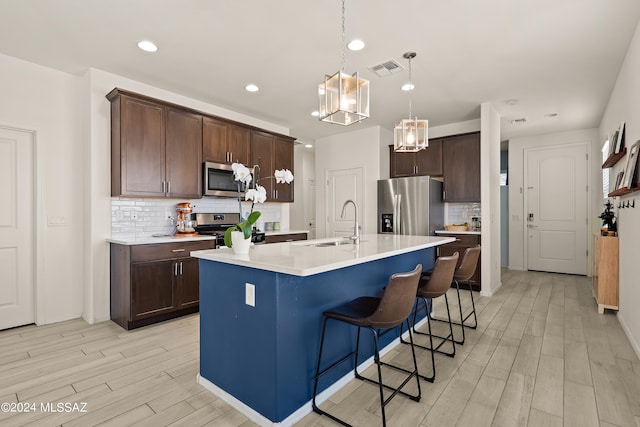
left=318, top=0, right=370, bottom=126
left=394, top=52, right=428, bottom=151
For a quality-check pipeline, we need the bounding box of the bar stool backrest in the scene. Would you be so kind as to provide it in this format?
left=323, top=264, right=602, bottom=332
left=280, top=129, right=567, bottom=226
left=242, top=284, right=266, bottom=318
left=366, top=264, right=422, bottom=329
left=417, top=253, right=459, bottom=299
left=454, top=245, right=481, bottom=282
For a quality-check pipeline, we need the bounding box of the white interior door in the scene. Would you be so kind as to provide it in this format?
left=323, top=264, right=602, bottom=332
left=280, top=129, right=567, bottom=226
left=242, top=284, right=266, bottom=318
left=0, top=126, right=35, bottom=329
left=526, top=144, right=588, bottom=275
left=326, top=167, right=363, bottom=238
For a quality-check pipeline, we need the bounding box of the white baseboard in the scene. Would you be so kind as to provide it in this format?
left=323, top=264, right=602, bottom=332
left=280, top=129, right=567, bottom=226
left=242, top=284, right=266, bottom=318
left=617, top=313, right=640, bottom=361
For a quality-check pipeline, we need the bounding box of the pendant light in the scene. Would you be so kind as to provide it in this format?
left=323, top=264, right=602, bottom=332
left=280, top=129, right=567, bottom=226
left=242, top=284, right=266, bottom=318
left=318, top=0, right=370, bottom=126
left=394, top=52, right=428, bottom=152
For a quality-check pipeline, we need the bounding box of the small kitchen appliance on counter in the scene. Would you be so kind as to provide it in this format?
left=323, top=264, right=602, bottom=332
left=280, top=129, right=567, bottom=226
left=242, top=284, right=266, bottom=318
left=175, top=202, right=198, bottom=236
left=193, top=213, right=266, bottom=247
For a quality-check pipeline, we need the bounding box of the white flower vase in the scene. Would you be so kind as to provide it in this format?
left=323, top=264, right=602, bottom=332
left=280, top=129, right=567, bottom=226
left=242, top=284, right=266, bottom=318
left=231, top=231, right=251, bottom=254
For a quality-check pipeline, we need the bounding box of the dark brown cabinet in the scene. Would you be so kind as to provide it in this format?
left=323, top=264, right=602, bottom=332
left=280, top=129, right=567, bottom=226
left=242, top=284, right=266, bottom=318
left=436, top=233, right=481, bottom=291
left=264, top=232, right=308, bottom=244
left=389, top=139, right=443, bottom=178
left=166, top=108, right=202, bottom=198
left=110, top=240, right=214, bottom=330
left=442, top=132, right=480, bottom=202
left=251, top=131, right=295, bottom=202
left=203, top=117, right=250, bottom=165
left=108, top=89, right=202, bottom=198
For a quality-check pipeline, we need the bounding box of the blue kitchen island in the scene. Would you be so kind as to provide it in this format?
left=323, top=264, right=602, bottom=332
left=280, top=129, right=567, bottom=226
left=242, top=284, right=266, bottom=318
left=191, top=233, right=454, bottom=426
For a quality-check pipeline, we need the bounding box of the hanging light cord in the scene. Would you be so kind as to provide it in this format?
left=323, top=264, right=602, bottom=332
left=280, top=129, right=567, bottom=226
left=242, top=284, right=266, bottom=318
left=341, top=0, right=346, bottom=72
left=408, top=55, right=413, bottom=119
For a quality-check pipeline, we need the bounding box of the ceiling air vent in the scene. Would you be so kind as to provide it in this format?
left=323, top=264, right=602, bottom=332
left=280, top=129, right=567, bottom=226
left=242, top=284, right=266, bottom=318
left=368, top=59, right=404, bottom=77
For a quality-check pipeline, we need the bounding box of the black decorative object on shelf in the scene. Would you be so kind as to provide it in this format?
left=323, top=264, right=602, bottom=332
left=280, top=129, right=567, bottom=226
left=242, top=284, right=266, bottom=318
left=598, top=200, right=617, bottom=234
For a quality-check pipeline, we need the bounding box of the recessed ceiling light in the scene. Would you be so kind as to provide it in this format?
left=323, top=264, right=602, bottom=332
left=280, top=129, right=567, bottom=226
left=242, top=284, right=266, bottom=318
left=510, top=118, right=527, bottom=125
left=245, top=84, right=259, bottom=92
left=544, top=113, right=558, bottom=118
left=347, top=39, right=365, bottom=51
left=401, top=83, right=414, bottom=91
left=305, top=144, right=313, bottom=148
left=311, top=111, right=320, bottom=117
left=137, top=40, right=158, bottom=52
left=505, top=99, right=518, bottom=106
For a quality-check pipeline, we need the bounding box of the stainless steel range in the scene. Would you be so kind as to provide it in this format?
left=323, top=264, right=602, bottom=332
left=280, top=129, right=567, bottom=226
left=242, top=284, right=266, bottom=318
left=192, top=213, right=266, bottom=247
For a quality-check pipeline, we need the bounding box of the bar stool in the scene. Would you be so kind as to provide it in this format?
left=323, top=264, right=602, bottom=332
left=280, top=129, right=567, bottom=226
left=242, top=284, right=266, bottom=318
left=312, top=265, right=423, bottom=427
left=430, top=245, right=481, bottom=345
left=401, top=253, right=459, bottom=382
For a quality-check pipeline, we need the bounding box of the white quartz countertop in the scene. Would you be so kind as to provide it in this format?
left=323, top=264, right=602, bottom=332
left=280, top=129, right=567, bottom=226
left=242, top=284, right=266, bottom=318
left=264, top=230, right=309, bottom=236
left=109, top=235, right=217, bottom=245
left=191, top=234, right=455, bottom=277
left=435, top=230, right=482, bottom=235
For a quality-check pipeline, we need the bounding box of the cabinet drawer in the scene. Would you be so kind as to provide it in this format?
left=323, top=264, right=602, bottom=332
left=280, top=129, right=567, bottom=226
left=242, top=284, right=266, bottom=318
left=438, top=233, right=480, bottom=246
left=265, top=233, right=308, bottom=244
left=131, top=240, right=215, bottom=262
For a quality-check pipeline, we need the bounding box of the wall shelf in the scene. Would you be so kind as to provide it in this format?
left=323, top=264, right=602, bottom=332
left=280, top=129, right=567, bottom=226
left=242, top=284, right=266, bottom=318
left=602, top=147, right=627, bottom=168
left=608, top=185, right=640, bottom=198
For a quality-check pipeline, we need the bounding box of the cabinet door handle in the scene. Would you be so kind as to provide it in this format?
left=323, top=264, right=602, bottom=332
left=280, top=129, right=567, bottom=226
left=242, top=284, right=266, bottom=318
left=162, top=181, right=166, bottom=193
left=229, top=152, right=233, bottom=163
left=167, top=181, right=171, bottom=194
left=171, top=248, right=186, bottom=253
left=179, top=262, right=183, bottom=275
left=174, top=263, right=178, bottom=276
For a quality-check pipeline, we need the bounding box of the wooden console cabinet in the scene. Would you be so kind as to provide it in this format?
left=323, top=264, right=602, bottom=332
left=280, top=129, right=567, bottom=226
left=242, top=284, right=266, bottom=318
left=264, top=232, right=308, bottom=244
left=593, top=235, right=619, bottom=314
left=110, top=240, right=214, bottom=330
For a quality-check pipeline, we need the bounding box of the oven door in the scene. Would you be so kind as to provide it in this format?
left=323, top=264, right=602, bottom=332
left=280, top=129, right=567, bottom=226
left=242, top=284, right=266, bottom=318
left=203, top=161, right=249, bottom=197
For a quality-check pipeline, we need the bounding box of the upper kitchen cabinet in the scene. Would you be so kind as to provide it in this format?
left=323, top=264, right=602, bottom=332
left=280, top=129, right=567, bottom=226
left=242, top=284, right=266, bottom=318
left=442, top=132, right=480, bottom=202
left=107, top=89, right=202, bottom=198
left=165, top=108, right=202, bottom=198
left=250, top=131, right=295, bottom=202
left=389, top=139, right=443, bottom=177
left=202, top=117, right=250, bottom=165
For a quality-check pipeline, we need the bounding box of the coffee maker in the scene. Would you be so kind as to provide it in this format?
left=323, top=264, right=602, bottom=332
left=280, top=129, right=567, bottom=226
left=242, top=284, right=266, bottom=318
left=175, top=202, right=198, bottom=236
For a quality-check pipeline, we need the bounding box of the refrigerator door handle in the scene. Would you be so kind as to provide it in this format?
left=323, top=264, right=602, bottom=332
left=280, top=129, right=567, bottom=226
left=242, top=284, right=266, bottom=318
left=395, top=194, right=402, bottom=234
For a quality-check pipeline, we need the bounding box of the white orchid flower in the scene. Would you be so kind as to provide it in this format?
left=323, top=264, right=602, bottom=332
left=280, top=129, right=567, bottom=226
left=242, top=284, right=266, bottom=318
left=232, top=163, right=252, bottom=185
left=275, top=169, right=294, bottom=184
left=245, top=185, right=267, bottom=204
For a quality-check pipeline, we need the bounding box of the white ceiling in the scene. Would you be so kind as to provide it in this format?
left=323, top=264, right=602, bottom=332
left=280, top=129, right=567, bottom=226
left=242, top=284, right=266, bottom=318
left=1, top=0, right=639, bottom=144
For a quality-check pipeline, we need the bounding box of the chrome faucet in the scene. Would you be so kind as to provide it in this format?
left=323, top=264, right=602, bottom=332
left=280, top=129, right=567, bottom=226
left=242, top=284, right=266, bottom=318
left=340, top=199, right=360, bottom=244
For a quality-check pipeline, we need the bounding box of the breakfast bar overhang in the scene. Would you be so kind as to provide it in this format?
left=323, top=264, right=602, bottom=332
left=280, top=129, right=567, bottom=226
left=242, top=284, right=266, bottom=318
left=191, top=234, right=454, bottom=426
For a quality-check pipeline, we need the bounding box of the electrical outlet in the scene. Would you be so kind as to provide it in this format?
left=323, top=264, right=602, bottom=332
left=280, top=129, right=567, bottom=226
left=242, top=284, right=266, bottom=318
left=245, top=283, right=255, bottom=307
left=115, top=210, right=123, bottom=220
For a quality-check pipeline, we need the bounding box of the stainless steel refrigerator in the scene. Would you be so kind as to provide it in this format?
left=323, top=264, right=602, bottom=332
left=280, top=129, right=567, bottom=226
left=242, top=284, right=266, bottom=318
left=377, top=176, right=444, bottom=236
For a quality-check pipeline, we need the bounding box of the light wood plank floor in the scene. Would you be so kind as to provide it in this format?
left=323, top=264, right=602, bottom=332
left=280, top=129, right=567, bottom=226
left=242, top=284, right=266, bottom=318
left=1, top=270, right=639, bottom=426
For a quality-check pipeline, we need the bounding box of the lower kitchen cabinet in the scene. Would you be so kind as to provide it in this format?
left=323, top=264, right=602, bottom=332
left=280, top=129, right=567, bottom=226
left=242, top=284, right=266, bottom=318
left=264, top=232, right=308, bottom=244
left=110, top=240, right=214, bottom=330
left=436, top=233, right=481, bottom=291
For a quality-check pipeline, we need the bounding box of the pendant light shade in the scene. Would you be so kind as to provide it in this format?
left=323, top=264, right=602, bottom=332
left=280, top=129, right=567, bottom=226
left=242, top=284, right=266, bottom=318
left=394, top=52, right=428, bottom=152
left=318, top=0, right=370, bottom=126
left=394, top=118, right=428, bottom=152
left=319, top=71, right=369, bottom=125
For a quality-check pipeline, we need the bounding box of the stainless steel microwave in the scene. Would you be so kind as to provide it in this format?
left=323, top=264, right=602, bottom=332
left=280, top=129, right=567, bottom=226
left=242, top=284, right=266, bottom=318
left=203, top=161, right=249, bottom=198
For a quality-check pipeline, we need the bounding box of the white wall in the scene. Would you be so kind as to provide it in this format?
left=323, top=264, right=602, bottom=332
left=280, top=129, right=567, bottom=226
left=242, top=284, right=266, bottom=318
left=599, top=19, right=640, bottom=357
left=0, top=53, right=84, bottom=324
left=315, top=126, right=388, bottom=238
left=507, top=128, right=599, bottom=272
left=480, top=103, right=502, bottom=296
left=291, top=144, right=316, bottom=234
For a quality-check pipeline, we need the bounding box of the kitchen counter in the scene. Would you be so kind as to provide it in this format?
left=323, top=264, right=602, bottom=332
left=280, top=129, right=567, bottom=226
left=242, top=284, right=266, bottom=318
left=435, top=229, right=481, bottom=235
left=191, top=234, right=454, bottom=276
left=193, top=233, right=454, bottom=424
left=108, top=235, right=216, bottom=245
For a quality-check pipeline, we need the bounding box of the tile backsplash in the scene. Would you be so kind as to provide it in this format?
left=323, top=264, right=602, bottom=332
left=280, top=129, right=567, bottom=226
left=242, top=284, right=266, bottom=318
left=111, top=197, right=283, bottom=240
left=445, top=202, right=481, bottom=226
